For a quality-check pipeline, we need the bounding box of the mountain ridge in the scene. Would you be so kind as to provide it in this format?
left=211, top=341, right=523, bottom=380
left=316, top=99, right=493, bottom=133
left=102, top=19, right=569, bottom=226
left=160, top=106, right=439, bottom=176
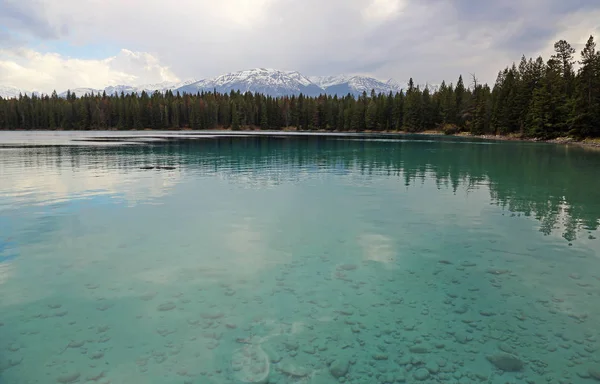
left=0, top=68, right=438, bottom=99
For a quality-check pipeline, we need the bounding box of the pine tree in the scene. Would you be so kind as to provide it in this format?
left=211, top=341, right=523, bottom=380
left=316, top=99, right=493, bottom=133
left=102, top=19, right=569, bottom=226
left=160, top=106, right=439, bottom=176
left=455, top=75, right=466, bottom=128
left=231, top=102, right=241, bottom=130
left=570, top=35, right=600, bottom=137
left=260, top=101, right=269, bottom=130
left=527, top=58, right=566, bottom=138
left=403, top=80, right=421, bottom=131
left=365, top=99, right=378, bottom=131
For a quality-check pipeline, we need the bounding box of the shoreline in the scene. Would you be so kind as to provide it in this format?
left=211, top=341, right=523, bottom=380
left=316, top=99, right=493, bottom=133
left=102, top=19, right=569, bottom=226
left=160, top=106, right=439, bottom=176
left=285, top=128, right=600, bottom=149
left=3, top=128, right=600, bottom=149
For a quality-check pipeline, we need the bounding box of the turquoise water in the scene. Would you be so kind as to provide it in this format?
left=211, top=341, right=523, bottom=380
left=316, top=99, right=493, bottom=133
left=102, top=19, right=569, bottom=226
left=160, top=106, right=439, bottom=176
left=1, top=132, right=599, bottom=384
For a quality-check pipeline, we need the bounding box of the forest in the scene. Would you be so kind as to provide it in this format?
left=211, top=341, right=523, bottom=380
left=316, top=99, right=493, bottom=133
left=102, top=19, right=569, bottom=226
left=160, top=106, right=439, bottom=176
left=0, top=36, right=599, bottom=138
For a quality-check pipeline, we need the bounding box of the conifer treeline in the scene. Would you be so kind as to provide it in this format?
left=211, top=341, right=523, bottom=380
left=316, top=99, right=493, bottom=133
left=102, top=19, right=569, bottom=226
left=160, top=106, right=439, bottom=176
left=1, top=36, right=599, bottom=138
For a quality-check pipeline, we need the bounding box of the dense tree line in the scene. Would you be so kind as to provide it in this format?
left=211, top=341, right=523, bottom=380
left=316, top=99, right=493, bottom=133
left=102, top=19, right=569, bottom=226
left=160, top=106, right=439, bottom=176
left=1, top=36, right=599, bottom=138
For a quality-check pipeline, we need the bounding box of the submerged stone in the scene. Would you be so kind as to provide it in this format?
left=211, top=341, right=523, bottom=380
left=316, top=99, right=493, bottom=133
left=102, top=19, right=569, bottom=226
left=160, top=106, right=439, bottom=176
left=278, top=362, right=311, bottom=378
left=329, top=359, right=349, bottom=378
left=486, top=353, right=524, bottom=372
left=337, top=264, right=358, bottom=271
left=157, top=302, right=176, bottom=311
left=409, top=346, right=430, bottom=354
left=413, top=368, right=430, bottom=381
left=56, top=372, right=80, bottom=383
left=589, top=367, right=600, bottom=381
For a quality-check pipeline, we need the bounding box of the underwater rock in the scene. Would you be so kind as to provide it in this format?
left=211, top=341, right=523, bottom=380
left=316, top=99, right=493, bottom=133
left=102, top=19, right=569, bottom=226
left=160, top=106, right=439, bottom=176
left=5, top=356, right=23, bottom=368
left=278, top=362, right=311, bottom=378
left=409, top=346, right=430, bottom=354
left=139, top=292, right=156, bottom=301
left=486, top=353, right=524, bottom=372
left=282, top=338, right=299, bottom=352
left=86, top=370, right=105, bottom=381
left=62, top=340, right=85, bottom=353
left=486, top=268, right=511, bottom=275
left=200, top=311, right=224, bottom=320
left=426, top=361, right=440, bottom=374
left=98, top=336, right=111, bottom=343
left=96, top=303, right=112, bottom=311
left=396, top=355, right=412, bottom=366
left=413, top=368, right=430, bottom=381
left=589, top=367, right=600, bottom=381
left=372, top=353, right=389, bottom=360
left=454, top=332, right=472, bottom=344
left=454, top=304, right=469, bottom=314
left=157, top=302, right=176, bottom=311
left=56, top=372, right=80, bottom=383
left=329, top=359, right=349, bottom=378
left=262, top=344, right=282, bottom=363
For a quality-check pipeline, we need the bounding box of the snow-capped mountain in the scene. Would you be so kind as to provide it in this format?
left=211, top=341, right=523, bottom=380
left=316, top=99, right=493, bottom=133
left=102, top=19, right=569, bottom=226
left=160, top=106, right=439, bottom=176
left=0, top=85, right=33, bottom=99
left=104, top=79, right=198, bottom=96
left=310, top=75, right=402, bottom=96
left=1, top=68, right=432, bottom=99
left=58, top=88, right=103, bottom=97
left=177, top=68, right=324, bottom=97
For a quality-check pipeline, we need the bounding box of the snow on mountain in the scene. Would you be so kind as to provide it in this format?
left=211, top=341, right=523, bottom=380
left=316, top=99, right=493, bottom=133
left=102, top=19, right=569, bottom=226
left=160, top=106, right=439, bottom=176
left=308, top=75, right=352, bottom=89
left=177, top=68, right=324, bottom=97
left=58, top=88, right=103, bottom=98
left=1, top=69, right=436, bottom=99
left=104, top=79, right=198, bottom=95
left=53, top=79, right=198, bottom=98
left=0, top=86, right=32, bottom=99
left=309, top=75, right=403, bottom=96
left=386, top=78, right=439, bottom=93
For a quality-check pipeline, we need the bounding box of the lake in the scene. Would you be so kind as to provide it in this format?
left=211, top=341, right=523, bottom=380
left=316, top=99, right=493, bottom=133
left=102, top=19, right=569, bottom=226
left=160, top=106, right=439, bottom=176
left=1, top=131, right=599, bottom=384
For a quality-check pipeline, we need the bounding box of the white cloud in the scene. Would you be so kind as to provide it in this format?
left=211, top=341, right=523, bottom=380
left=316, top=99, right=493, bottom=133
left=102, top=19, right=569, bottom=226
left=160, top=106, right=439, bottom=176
left=0, top=48, right=179, bottom=93
left=363, top=0, right=406, bottom=23
left=535, top=9, right=600, bottom=62
left=1, top=0, right=599, bottom=90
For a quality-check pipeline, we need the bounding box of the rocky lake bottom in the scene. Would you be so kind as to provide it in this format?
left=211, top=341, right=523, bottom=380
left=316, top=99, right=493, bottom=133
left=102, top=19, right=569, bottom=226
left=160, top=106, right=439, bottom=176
left=0, top=132, right=599, bottom=383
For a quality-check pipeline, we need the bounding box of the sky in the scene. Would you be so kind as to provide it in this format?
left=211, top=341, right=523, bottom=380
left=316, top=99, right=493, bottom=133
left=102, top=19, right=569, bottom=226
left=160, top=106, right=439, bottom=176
left=1, top=0, right=599, bottom=93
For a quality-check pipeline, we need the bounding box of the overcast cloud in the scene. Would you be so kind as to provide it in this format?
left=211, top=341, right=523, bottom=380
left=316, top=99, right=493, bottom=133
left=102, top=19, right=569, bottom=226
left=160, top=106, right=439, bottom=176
left=0, top=0, right=599, bottom=93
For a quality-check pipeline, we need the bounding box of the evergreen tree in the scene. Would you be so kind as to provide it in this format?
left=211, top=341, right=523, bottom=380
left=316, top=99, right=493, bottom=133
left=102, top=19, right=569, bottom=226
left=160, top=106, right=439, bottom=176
left=570, top=35, right=600, bottom=137
left=0, top=37, right=598, bottom=139
left=365, top=99, right=378, bottom=131
left=231, top=102, right=241, bottom=130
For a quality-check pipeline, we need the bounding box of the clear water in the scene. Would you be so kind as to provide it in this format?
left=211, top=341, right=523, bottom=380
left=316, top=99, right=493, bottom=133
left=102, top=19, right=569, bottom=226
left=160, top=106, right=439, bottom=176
left=1, top=132, right=599, bottom=384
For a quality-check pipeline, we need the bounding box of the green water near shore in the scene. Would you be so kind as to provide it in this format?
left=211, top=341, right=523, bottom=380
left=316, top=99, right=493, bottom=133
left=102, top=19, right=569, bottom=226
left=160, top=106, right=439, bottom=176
left=0, top=132, right=599, bottom=383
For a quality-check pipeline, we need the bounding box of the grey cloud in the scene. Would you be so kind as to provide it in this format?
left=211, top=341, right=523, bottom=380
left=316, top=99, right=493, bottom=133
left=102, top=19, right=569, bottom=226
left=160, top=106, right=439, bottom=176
left=444, top=0, right=596, bottom=56
left=2, top=0, right=600, bottom=90
left=0, top=28, right=26, bottom=49
left=0, top=0, right=67, bottom=39
left=168, top=0, right=598, bottom=84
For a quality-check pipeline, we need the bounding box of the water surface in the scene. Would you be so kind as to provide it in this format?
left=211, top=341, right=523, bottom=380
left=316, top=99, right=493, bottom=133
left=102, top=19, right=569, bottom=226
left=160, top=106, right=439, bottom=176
left=1, top=132, right=599, bottom=384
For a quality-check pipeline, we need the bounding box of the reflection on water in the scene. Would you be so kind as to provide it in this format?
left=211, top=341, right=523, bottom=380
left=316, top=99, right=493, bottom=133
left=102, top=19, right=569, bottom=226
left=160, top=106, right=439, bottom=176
left=2, top=136, right=599, bottom=240
left=0, top=133, right=599, bottom=384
